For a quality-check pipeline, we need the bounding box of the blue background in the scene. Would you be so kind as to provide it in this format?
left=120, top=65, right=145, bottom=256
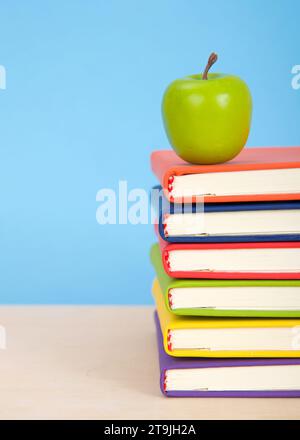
left=0, top=0, right=299, bottom=304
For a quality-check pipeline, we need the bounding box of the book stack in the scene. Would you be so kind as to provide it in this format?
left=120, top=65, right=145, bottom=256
left=150, top=147, right=300, bottom=397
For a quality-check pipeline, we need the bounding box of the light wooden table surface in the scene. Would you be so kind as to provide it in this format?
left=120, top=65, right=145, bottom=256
left=0, top=305, right=299, bottom=420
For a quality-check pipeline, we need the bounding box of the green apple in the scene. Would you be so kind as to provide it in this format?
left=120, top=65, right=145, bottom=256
left=162, top=53, right=252, bottom=164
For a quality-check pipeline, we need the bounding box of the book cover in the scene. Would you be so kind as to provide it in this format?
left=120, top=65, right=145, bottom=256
left=157, top=233, right=300, bottom=279
left=151, top=147, right=300, bottom=203
left=153, top=186, right=300, bottom=243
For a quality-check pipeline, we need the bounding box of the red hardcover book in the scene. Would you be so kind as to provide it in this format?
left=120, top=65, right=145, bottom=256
left=157, top=229, right=300, bottom=279
left=151, top=147, right=300, bottom=204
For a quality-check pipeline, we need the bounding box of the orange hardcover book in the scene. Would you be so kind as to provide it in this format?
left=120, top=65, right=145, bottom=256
left=151, top=147, right=300, bottom=203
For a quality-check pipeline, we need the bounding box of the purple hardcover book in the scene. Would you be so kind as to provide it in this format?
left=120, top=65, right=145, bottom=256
left=155, top=312, right=300, bottom=397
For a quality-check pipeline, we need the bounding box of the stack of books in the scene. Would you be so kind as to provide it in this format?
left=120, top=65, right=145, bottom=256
left=150, top=146, right=300, bottom=397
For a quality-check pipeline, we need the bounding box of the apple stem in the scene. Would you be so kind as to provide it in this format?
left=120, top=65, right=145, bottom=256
left=202, top=52, right=218, bottom=80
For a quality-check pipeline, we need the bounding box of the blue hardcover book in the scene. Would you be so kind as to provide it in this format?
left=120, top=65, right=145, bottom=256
left=151, top=185, right=300, bottom=243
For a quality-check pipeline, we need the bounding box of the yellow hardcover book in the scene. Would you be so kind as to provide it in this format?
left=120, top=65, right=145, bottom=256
left=152, top=278, right=300, bottom=358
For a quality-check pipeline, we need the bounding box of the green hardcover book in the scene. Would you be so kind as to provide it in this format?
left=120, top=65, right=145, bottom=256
left=150, top=243, right=300, bottom=317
